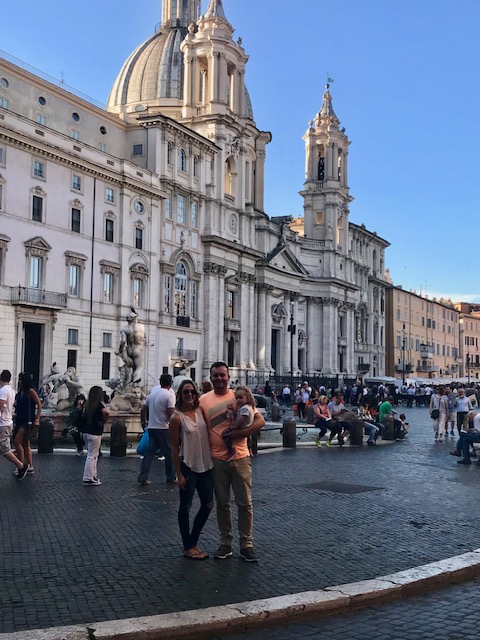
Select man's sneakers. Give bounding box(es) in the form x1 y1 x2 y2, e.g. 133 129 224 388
213 545 233 559
239 547 258 562
16 463 30 480
83 479 102 485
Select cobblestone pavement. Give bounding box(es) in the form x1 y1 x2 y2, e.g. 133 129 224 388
1 406 479 633
209 578 480 639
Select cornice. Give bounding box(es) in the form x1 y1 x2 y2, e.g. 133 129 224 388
0 127 163 199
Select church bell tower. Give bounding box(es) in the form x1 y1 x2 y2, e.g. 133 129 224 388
300 84 353 259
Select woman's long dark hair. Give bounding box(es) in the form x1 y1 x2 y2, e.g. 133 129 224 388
18 372 34 392
85 386 104 424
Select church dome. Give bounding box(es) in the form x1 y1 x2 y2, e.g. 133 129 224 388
106 25 187 115
107 20 254 121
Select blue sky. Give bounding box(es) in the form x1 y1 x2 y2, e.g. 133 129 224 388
2 0 479 302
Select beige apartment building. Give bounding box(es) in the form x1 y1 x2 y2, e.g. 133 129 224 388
455 303 480 381
386 286 460 380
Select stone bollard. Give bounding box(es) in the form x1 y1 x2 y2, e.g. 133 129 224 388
110 418 127 457
271 402 281 422
306 403 315 424
349 419 364 446
37 417 54 454
282 417 297 448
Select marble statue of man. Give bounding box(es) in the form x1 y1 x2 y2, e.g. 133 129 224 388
116 307 145 386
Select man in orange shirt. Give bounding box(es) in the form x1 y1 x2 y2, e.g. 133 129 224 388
200 361 265 562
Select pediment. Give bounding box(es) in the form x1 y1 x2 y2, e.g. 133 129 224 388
24 236 52 252
257 243 309 276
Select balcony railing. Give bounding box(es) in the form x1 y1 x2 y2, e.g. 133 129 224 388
357 363 370 372
394 363 413 373
224 318 240 331
417 364 439 373
11 286 67 309
176 315 190 328
170 349 197 362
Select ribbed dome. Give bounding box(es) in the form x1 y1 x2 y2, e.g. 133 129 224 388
107 22 254 121
107 26 187 113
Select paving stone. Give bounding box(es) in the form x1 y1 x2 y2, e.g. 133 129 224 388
0 406 479 637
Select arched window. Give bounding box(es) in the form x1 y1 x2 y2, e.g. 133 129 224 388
175 261 188 316
178 148 187 172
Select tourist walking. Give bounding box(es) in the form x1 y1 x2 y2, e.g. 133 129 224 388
0 370 29 479
430 386 448 442
169 380 213 560
199 362 265 562
455 388 472 435
81 386 109 485
138 374 176 486
13 372 42 475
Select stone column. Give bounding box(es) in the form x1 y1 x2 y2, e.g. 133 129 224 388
239 271 250 368
292 294 300 372
203 262 219 367
306 297 321 374
321 298 338 374
256 284 266 369
265 286 273 371
248 274 256 368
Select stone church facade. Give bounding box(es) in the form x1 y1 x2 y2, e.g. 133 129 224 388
0 0 389 391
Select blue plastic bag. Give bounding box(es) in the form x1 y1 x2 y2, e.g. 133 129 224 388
137 430 149 456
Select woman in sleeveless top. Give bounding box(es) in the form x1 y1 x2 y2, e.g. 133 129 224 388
169 380 213 560
82 386 109 486
14 372 42 473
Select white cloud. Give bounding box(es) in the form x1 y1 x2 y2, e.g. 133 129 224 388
427 292 480 304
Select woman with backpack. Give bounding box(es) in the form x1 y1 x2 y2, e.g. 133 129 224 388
81 386 109 486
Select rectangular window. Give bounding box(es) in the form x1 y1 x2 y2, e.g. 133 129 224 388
191 202 198 228
102 332 112 348
71 208 81 233
32 196 43 222
33 160 44 178
227 291 235 319
102 352 111 380
67 349 77 369
71 129 80 140
72 175 81 191
105 187 114 203
132 144 143 156
0 184 3 210
103 272 114 302
68 265 80 296
99 142 107 153
177 194 186 224
396 308 400 320
0 97 9 109
135 227 143 250
164 275 171 313
165 194 172 220
193 155 199 178
105 219 114 242
167 142 173 165
190 281 197 319
396 335 401 348
36 114 46 126
133 278 143 308
67 328 79 345
29 256 42 289
0 146 4 165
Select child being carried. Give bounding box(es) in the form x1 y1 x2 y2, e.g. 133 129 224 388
224 386 255 461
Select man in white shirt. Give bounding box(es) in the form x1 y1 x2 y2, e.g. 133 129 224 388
0 370 29 479
137 374 176 485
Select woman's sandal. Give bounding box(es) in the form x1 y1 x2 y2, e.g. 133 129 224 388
183 547 208 560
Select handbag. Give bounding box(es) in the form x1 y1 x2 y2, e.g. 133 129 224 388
136 430 149 456
431 408 439 420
